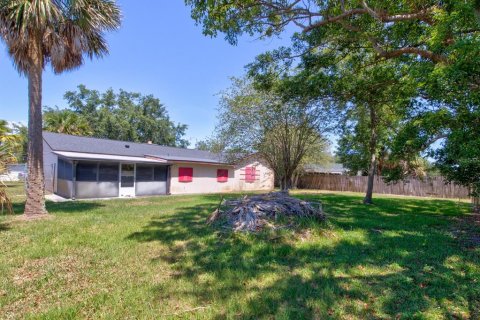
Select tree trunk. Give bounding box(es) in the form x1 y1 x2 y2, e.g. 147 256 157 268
24 43 48 216
364 152 376 204
364 106 378 205
473 197 479 214
292 172 300 189
280 174 293 192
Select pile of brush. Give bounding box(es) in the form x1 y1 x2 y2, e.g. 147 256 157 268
208 191 326 232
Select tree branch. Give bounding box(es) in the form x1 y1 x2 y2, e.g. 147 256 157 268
371 45 447 64
303 8 367 32
361 1 434 24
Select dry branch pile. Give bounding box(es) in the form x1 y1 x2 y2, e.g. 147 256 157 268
208 192 326 232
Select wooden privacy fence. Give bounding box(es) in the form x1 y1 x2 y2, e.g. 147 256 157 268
298 174 471 199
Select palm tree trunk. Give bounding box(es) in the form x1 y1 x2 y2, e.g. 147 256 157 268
24 45 48 216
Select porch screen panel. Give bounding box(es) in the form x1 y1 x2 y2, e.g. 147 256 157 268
58 159 73 180
136 165 168 196
57 159 73 198
154 166 168 181
98 163 119 182
75 162 119 199
76 162 98 181
136 165 154 181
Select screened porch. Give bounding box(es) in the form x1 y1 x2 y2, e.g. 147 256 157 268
55 158 169 199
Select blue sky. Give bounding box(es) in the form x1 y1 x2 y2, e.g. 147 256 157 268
0 1 292 146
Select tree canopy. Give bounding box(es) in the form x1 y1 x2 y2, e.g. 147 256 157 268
45 85 189 148
187 0 480 209
209 77 329 190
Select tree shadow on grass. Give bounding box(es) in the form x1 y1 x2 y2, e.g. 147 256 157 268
10 200 105 216
0 222 10 232
127 194 479 319
46 201 106 215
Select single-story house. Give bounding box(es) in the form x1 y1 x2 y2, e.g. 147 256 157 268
43 132 274 199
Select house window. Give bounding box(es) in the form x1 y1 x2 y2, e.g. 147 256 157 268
178 167 193 182
217 169 228 183
76 162 98 181
98 163 119 182
245 166 257 183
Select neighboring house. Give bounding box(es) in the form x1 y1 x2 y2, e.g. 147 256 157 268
303 163 347 175
43 132 274 199
0 164 26 182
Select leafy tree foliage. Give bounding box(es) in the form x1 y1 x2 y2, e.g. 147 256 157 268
187 0 480 69
195 138 226 153
45 85 189 148
249 49 416 203
392 106 480 211
330 62 415 203
435 108 480 212
212 77 329 190
187 0 480 208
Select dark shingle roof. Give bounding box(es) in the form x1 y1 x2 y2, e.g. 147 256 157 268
43 132 226 164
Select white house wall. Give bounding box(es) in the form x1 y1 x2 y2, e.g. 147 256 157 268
169 157 274 195
43 140 58 193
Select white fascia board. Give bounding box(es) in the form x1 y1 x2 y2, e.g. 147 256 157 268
53 151 168 163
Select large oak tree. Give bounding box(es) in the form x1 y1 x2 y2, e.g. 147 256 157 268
187 0 480 206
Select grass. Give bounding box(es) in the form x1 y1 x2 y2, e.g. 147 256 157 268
0 183 479 319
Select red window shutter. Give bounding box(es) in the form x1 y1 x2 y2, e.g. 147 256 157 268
217 169 228 182
178 167 193 182
245 166 256 183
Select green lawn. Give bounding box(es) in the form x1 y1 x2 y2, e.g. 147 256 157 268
1 184 479 319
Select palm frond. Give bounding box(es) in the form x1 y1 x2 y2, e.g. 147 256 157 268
0 0 121 74
0 181 14 215
43 107 93 135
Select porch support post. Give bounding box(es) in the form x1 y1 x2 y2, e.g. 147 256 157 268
167 165 171 195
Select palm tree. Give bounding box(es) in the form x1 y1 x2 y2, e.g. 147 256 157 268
44 108 92 136
0 0 121 217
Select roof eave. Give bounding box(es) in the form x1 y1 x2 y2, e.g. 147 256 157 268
165 160 234 167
